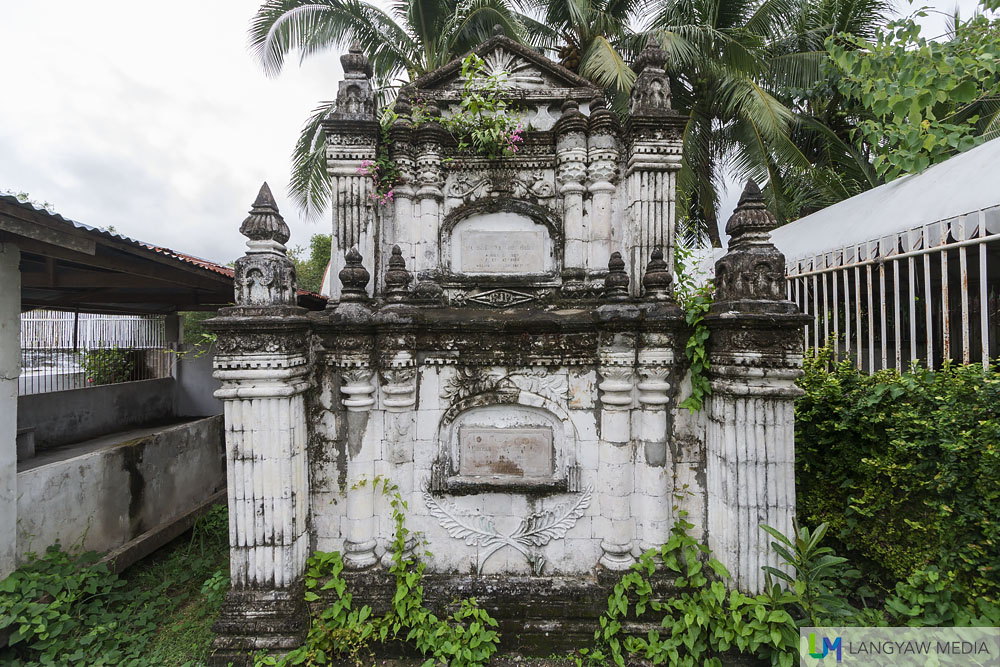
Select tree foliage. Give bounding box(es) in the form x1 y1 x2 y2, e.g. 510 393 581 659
826 15 1000 181
288 232 332 294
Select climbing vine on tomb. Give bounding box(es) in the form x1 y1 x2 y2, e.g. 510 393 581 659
258 476 500 667
674 244 714 412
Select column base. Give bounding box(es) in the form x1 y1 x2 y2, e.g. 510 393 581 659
599 540 635 571
343 539 379 569
209 586 308 666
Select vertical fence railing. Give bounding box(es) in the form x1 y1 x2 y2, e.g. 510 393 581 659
786 205 1000 373
19 310 172 395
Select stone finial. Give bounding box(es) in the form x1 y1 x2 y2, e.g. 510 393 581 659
341 41 373 79
642 247 672 299
331 43 376 120
604 251 630 301
630 35 671 115
384 245 412 302
712 179 789 305
725 179 778 248
339 247 370 302
492 24 505 36
393 90 411 117
634 35 668 73
239 182 290 246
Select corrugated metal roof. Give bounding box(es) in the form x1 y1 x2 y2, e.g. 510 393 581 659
770 137 1000 261
0 192 236 278
1 193 326 302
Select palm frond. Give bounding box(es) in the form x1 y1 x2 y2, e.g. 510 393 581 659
288 101 337 220
579 35 636 92
249 0 419 78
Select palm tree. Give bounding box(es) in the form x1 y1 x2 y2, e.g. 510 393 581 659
249 0 528 218
767 0 893 219
644 0 818 246
516 0 650 95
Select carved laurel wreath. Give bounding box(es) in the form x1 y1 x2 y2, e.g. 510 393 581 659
423 485 592 575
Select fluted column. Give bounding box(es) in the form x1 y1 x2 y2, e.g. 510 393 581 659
388 97 417 278
555 100 589 290
705 181 809 593
624 38 684 295
414 116 446 284
587 96 619 274
329 248 380 569
209 185 312 662
634 344 673 552
323 42 379 301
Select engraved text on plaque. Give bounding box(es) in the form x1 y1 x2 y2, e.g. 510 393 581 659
458 427 553 477
461 230 545 273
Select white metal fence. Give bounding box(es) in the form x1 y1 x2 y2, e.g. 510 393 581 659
786 204 1000 372
19 310 172 395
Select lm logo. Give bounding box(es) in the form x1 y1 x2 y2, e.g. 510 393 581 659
808 633 843 662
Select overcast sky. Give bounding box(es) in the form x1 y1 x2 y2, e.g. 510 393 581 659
0 0 985 265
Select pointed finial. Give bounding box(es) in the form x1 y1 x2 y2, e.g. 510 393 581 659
239 182 290 246
384 245 412 302
725 179 777 246
642 246 672 299
604 251 630 301
339 247 370 302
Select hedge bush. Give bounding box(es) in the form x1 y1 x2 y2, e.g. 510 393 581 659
795 350 1000 604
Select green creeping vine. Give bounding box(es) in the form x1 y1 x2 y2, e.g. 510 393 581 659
674 244 714 412
260 477 500 667
582 513 798 667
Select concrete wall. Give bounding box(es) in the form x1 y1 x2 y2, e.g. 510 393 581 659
175 348 223 417
15 415 224 562
0 243 20 580
17 377 176 449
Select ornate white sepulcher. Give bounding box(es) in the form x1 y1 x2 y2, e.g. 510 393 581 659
207 33 807 662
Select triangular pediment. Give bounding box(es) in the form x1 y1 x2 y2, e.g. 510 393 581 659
405 35 599 95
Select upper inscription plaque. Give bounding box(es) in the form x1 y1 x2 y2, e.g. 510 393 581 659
461 230 544 273
458 427 553 478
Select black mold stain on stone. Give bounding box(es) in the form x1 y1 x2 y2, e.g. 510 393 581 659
345 411 369 459
644 439 666 467
121 438 148 536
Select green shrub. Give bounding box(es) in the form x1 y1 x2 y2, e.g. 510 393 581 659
795 350 1000 605
80 346 137 385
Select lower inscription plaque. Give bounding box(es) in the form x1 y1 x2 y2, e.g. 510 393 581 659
458 427 553 478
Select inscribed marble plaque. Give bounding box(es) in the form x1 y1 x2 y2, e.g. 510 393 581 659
458 427 553 477
461 230 544 273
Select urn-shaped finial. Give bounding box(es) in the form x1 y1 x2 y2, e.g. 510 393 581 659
341 41 373 79
725 179 778 248
634 35 668 73
239 182 290 246
339 247 371 302
642 247 672 299
384 245 412 302
604 251 630 301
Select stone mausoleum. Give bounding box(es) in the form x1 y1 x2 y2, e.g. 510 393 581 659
207 33 806 662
